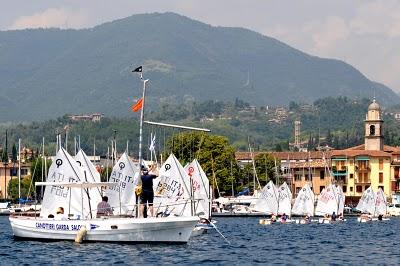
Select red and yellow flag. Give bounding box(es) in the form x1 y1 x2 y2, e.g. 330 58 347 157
131 98 144 112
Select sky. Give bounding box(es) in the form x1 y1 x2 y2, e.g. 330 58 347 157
2 0 400 92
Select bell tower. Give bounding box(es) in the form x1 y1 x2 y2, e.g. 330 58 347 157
365 99 384 151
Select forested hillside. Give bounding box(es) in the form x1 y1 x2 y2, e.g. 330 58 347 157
1 97 400 157
0 13 398 122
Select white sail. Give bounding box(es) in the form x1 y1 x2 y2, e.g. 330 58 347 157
184 159 210 218
40 148 92 218
277 182 292 215
105 152 140 214
374 188 387 216
153 154 192 216
74 149 101 183
74 149 102 211
252 180 278 214
336 185 345 215
356 186 375 214
291 184 315 216
315 184 338 216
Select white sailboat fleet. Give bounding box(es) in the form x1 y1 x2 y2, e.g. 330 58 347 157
8 69 199 243
356 187 389 223
254 180 347 225
9 147 198 242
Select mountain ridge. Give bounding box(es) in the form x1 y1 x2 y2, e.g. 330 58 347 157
0 12 397 122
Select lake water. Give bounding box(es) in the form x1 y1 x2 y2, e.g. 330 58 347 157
1 215 399 264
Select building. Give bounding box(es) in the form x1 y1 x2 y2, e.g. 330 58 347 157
235 151 331 197
69 113 104 122
235 99 400 202
0 161 32 199
331 99 400 203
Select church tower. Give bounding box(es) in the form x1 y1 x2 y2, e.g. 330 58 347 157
364 99 384 151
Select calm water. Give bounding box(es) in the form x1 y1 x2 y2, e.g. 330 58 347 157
1 215 399 265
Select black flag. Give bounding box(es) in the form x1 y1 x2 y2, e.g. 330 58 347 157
132 66 142 72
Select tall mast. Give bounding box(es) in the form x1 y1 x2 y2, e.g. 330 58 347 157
18 138 21 204
133 66 149 170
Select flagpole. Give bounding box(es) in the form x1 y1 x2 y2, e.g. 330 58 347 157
138 78 149 170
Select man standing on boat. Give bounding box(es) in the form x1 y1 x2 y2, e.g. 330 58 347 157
140 164 158 218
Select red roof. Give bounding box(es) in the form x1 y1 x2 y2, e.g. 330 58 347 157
331 149 391 158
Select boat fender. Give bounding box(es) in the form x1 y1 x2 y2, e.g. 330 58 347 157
75 225 87 243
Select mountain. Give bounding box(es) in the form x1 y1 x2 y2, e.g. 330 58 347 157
0 12 398 122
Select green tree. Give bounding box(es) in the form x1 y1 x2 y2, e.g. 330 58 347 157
30 158 51 183
166 132 241 194
8 177 33 200
11 144 17 163
254 153 280 185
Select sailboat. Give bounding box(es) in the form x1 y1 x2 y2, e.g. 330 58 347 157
9 148 198 242
291 184 315 224
356 187 389 223
276 182 293 223
104 152 140 215
184 159 215 234
315 184 340 224
153 154 192 217
253 181 279 224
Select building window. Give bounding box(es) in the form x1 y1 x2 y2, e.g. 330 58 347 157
379 159 383 170
320 186 325 193
356 185 362 193
350 186 353 192
350 160 353 166
10 168 17 176
379 173 383 183
378 186 384 191
21 169 28 176
350 173 353 179
320 170 325 180
343 186 347 193
370 125 375 135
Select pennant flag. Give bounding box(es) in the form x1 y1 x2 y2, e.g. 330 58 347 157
132 66 142 72
132 98 144 112
149 133 156 152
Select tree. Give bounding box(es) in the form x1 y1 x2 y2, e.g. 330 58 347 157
8 177 32 200
11 144 17 163
253 153 279 185
166 132 242 194
30 158 51 183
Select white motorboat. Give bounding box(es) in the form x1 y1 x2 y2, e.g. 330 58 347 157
9 215 198 242
9 181 198 243
0 202 11 215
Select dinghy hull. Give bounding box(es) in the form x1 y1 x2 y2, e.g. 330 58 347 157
9 216 198 243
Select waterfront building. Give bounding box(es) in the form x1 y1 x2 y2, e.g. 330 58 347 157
235 151 331 197
331 99 400 203
235 99 400 202
0 161 32 199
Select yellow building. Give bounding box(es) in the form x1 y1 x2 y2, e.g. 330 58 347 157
0 161 31 199
331 99 398 204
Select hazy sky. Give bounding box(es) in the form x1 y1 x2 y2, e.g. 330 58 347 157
2 0 400 92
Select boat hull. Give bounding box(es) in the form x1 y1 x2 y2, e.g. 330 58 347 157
9 216 199 243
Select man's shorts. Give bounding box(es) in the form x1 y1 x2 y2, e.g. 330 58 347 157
140 190 154 204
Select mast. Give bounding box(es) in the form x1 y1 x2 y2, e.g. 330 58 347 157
41 137 44 198
230 160 234 196
18 138 21 204
137 75 149 170
248 139 260 193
